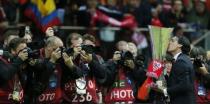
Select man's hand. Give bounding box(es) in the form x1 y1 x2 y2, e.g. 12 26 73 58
150 80 165 93
198 64 209 75
63 53 74 68
80 50 92 63
28 59 37 66
45 27 54 37
73 45 82 56
124 59 135 69
113 51 121 62
49 48 61 63
18 49 28 61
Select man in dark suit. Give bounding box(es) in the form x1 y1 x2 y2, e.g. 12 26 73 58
160 36 196 104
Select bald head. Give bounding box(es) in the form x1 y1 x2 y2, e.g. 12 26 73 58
45 36 63 58
116 41 129 51
128 42 138 57
45 36 63 48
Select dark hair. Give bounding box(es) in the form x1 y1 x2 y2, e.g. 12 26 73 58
173 26 182 35
165 53 174 62
83 34 96 43
190 46 206 58
172 0 182 6
3 30 18 41
8 38 26 52
66 33 82 48
18 26 33 38
178 36 191 55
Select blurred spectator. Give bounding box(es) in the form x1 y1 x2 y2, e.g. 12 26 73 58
0 0 8 44
173 26 184 37
63 1 79 26
99 0 123 20
76 0 98 26
151 4 163 27
0 0 17 24
164 0 187 27
162 0 172 12
207 0 210 12
186 0 210 42
186 0 210 30
123 0 152 27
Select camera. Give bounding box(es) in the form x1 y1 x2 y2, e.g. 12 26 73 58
135 55 145 67
121 51 134 60
59 47 73 56
190 47 206 68
193 57 204 67
118 51 134 65
26 48 40 59
81 45 95 54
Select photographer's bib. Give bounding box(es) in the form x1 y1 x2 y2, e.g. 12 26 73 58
63 77 99 104
195 80 210 103
37 65 62 104
104 68 134 103
0 57 24 104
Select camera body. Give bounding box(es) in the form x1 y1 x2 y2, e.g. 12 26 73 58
81 45 96 54
26 48 40 59
118 51 134 66
135 55 145 67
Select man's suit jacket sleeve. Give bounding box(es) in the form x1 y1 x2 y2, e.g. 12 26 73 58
167 60 194 96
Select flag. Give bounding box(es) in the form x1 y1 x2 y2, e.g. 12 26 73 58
24 0 64 32
91 10 137 29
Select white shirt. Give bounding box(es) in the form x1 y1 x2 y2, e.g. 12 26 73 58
173 52 182 61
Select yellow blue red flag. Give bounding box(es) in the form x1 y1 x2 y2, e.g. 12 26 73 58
25 0 64 32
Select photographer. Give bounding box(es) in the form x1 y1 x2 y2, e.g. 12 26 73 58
28 36 83 104
190 46 210 104
104 41 146 103
0 38 28 103
3 31 18 50
62 33 110 104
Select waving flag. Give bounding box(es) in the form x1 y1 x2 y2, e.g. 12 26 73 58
24 0 64 32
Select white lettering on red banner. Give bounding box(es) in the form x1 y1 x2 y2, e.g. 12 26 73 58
110 89 134 100
72 92 93 103
8 90 24 100
38 93 55 102
65 82 76 91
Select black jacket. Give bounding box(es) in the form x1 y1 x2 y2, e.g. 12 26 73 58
0 56 24 85
167 53 196 104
